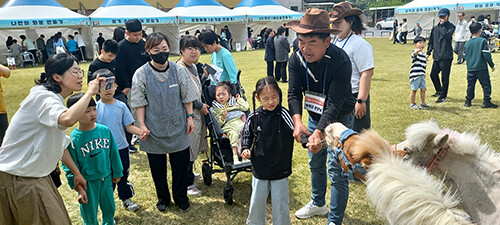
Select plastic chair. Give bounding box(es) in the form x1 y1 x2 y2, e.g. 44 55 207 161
21 52 36 67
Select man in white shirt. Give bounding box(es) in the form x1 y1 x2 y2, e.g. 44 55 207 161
454 12 469 64
74 31 86 62
401 18 408 44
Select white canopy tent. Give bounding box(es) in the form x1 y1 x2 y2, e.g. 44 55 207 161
0 0 89 64
233 0 303 44
395 0 500 38
166 0 247 51
89 0 179 55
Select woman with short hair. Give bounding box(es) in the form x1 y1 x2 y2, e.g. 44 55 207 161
130 32 198 212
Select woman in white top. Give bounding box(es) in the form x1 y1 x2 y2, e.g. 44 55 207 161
330 2 375 132
0 53 102 224
177 35 209 196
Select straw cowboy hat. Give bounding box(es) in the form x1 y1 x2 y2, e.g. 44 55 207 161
329 2 363 23
286 8 340 34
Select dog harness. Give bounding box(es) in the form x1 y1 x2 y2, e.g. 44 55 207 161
335 129 367 182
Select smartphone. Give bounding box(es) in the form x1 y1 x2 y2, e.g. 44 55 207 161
99 77 115 93
204 63 217 75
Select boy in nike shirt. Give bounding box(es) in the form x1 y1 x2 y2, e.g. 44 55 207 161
62 93 123 225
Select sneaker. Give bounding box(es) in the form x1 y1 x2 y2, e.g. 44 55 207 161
187 185 202 196
431 92 441 97
179 205 191 213
131 135 141 145
436 97 446 103
420 103 430 109
156 200 168 212
294 200 329 219
464 100 472 107
482 101 498 108
410 103 420 110
122 199 140 212
129 145 138 153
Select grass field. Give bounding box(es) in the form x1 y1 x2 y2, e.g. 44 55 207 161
3 38 500 225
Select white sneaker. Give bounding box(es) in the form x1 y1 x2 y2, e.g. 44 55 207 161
410 103 421 110
122 199 140 212
328 223 336 225
187 184 202 196
295 200 329 219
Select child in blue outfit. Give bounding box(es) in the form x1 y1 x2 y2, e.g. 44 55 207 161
62 93 123 225
241 77 294 225
89 68 150 212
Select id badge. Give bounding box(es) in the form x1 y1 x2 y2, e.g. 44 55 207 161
304 91 326 114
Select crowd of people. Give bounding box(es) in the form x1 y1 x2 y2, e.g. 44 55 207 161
5 31 87 68
0 2 498 225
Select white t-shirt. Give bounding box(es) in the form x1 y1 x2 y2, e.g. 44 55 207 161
333 34 374 93
74 34 86 47
0 85 70 177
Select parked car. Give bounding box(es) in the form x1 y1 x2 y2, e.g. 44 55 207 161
376 17 395 30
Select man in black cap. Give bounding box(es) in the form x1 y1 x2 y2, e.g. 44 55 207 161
427 8 455 103
114 19 149 169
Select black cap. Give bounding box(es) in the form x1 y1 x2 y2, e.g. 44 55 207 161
438 8 450 17
125 19 142 32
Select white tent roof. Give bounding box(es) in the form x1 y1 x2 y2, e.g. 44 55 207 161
0 0 88 29
165 0 245 24
233 0 302 22
89 0 176 26
396 0 500 14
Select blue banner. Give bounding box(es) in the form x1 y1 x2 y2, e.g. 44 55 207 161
0 18 89 29
178 15 245 24
90 17 176 26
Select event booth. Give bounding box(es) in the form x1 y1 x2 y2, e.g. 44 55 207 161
166 0 247 51
0 0 89 64
233 0 302 47
395 0 500 38
89 0 179 55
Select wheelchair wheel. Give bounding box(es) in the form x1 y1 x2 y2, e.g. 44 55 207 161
202 162 212 186
223 185 234 205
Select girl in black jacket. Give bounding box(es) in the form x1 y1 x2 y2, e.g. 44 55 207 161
241 76 294 225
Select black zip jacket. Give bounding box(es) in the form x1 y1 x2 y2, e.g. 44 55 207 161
288 43 355 132
241 106 294 180
427 21 456 61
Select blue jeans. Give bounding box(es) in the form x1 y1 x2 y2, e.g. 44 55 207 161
307 112 354 225
246 177 290 225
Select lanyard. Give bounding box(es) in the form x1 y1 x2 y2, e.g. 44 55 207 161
305 61 328 95
334 32 353 49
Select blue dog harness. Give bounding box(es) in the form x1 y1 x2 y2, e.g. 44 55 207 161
335 129 368 182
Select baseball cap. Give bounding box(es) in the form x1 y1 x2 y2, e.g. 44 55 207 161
438 8 450 17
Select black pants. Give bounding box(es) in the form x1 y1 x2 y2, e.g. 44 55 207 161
78 46 86 60
40 48 48 63
0 113 8 147
147 147 190 210
266 61 274 77
466 69 492 101
393 31 400 44
430 59 453 98
352 94 371 132
275 61 287 82
113 148 134 200
187 161 195 186
401 31 408 44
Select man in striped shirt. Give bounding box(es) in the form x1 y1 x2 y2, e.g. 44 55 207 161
409 36 429 109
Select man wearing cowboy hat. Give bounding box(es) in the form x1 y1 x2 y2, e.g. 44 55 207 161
287 8 355 225
330 2 374 133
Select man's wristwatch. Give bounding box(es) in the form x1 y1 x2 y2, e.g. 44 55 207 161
357 98 366 104
187 113 194 118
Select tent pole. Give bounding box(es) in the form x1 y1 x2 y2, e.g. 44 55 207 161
90 19 96 61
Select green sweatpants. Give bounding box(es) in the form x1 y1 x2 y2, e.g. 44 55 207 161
221 118 245 148
80 174 115 225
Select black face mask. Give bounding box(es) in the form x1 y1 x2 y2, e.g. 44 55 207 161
150 52 169 65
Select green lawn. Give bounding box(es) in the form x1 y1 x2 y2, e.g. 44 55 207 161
3 38 500 225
